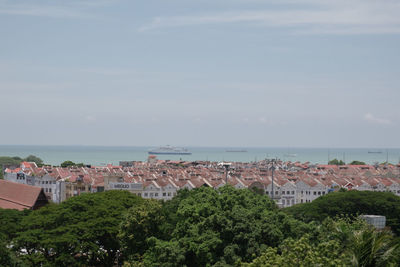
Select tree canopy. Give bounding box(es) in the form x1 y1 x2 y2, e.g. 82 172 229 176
349 160 366 165
11 190 144 266
1 186 399 266
244 217 400 267
121 186 313 266
283 190 400 235
328 158 345 165
60 160 74 168
24 155 43 166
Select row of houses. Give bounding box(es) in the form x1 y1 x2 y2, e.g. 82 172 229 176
4 159 400 207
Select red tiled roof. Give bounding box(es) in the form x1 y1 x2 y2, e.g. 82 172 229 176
0 180 45 210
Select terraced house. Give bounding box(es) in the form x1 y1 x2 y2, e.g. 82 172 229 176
4 159 400 207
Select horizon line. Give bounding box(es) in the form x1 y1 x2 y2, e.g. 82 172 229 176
0 144 399 150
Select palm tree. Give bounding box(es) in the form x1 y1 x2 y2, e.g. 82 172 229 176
350 228 399 267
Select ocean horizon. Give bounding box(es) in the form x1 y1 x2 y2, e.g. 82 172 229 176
1 145 400 166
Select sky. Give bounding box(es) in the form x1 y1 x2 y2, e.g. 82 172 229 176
0 0 399 148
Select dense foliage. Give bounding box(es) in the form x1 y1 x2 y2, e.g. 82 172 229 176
284 190 400 235
121 187 316 266
1 187 400 266
4 191 143 266
349 160 367 165
0 237 21 267
0 156 23 166
60 160 85 168
328 158 345 165
244 217 400 267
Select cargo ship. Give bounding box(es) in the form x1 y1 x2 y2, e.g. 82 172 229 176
148 146 192 155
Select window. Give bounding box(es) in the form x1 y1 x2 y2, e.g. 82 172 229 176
265 191 269 195
150 193 153 197
301 199 303 203
282 191 285 195
168 192 171 196
301 191 303 194
282 199 285 205
286 191 290 195
46 181 48 184
322 192 325 195
291 199 294 205
313 191 316 195
275 191 278 195
291 191 294 195
155 193 158 197
144 193 148 197
49 188 52 193
318 191 321 195
138 193 141 197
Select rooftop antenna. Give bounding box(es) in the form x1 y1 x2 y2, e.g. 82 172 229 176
328 149 330 164
386 149 389 164
218 162 231 184
270 159 276 201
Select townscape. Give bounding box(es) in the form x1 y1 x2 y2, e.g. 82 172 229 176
4 156 400 207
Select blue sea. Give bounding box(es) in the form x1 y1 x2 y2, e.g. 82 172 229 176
1 145 400 166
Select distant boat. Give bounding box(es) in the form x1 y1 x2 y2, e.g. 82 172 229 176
226 149 247 153
148 145 192 155
368 151 382 154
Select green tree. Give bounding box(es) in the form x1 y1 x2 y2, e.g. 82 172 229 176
0 209 29 241
0 209 29 266
13 190 143 266
350 160 366 165
0 156 23 166
328 158 345 165
243 235 350 267
350 228 400 267
119 199 164 261
123 186 311 266
0 236 20 267
245 217 400 267
23 155 43 166
60 160 76 168
284 190 400 235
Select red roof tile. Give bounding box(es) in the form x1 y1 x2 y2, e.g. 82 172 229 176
0 180 48 210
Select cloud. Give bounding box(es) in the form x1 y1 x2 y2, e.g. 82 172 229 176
139 0 400 34
0 0 115 19
85 115 96 122
258 117 268 124
364 113 392 125
79 68 139 76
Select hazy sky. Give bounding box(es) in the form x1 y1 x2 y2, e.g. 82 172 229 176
1 0 399 147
